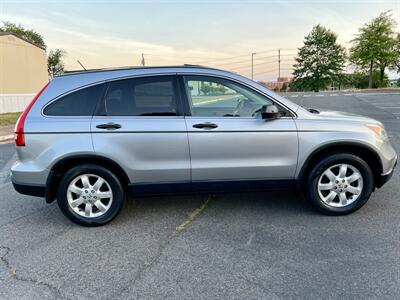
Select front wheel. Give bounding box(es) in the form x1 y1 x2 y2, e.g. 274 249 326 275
305 153 374 215
57 164 124 226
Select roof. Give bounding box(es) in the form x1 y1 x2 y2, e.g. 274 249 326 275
0 32 46 50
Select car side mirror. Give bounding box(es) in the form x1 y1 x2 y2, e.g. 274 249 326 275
261 105 284 119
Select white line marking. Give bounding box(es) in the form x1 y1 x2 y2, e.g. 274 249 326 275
290 95 299 98
343 93 352 96
358 92 400 96
369 103 400 105
303 94 311 97
246 233 256 246
315 94 324 97
329 94 338 96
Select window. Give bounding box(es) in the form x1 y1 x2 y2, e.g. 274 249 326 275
44 84 106 116
104 76 179 116
184 76 274 117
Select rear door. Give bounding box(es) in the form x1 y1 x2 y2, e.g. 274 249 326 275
181 75 298 183
91 75 191 185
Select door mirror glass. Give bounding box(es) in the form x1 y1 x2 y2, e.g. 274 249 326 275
261 105 284 119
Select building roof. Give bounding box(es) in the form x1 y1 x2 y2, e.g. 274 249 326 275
0 32 46 50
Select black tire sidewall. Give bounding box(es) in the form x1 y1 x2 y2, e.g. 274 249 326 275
306 153 374 215
57 164 124 226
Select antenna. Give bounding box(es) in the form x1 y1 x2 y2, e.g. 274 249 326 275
77 60 87 71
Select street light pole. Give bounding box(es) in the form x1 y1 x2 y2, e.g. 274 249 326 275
251 52 256 80
278 49 281 80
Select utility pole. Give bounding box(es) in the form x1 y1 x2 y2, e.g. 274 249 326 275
278 49 281 81
140 53 145 66
251 52 256 80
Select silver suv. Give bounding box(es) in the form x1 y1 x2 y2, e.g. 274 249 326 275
11 66 397 226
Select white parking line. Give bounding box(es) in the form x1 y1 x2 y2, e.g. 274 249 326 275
358 92 400 96
329 94 338 96
315 94 324 97
290 95 299 98
343 94 352 96
369 103 400 105
380 107 400 109
303 94 311 97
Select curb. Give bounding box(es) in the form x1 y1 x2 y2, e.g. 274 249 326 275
0 135 14 142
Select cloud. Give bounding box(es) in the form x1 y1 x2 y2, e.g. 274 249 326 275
1 11 243 70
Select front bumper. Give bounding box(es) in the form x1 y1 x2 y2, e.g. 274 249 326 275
376 158 397 188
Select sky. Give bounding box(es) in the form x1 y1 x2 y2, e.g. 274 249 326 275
1 0 399 81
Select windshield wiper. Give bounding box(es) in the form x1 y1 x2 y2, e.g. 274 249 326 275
223 114 240 117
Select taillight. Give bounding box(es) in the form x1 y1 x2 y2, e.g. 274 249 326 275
15 82 50 146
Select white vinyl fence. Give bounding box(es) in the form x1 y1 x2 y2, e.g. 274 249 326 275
0 94 35 113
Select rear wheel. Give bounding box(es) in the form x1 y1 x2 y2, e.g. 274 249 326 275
305 153 374 215
57 164 124 226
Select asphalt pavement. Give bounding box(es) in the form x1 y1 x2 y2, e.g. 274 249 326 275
0 91 399 299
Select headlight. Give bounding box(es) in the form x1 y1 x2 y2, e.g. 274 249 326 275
367 124 388 138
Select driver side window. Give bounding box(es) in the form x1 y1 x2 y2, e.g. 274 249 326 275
184 76 273 117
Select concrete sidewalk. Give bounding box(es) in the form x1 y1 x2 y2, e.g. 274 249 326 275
0 125 14 142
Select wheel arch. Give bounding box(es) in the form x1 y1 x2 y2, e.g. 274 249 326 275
45 154 130 203
298 142 383 187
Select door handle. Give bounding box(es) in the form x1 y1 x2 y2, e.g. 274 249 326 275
96 122 122 130
192 122 218 129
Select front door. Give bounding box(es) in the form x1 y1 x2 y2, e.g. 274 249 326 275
91 75 190 186
181 75 298 183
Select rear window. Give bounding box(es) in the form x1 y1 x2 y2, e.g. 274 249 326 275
44 84 106 116
104 76 179 116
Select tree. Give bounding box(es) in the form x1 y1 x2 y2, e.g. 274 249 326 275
392 33 400 73
350 71 389 89
349 12 397 88
0 21 46 49
47 49 66 78
291 25 346 92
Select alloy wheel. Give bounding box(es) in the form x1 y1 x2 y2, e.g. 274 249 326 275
67 174 113 218
317 163 363 207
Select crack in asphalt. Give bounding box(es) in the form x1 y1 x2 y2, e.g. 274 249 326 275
113 195 213 299
0 246 69 300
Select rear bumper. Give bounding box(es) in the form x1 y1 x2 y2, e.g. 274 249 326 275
376 158 397 188
12 181 46 198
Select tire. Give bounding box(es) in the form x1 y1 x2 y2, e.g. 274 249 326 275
57 164 124 226
304 153 374 215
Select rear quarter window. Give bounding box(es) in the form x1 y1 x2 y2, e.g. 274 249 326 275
44 84 106 116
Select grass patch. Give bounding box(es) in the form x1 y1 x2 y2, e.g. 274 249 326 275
0 112 21 126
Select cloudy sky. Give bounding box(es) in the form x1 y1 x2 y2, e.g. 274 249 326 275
1 0 399 80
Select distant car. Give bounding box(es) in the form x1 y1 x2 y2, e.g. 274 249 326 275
11 66 397 226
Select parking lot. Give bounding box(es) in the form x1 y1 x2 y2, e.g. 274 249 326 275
0 91 399 299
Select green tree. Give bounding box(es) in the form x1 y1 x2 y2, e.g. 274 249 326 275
291 25 346 92
342 71 389 89
349 12 397 88
47 49 66 78
0 21 46 49
392 33 400 73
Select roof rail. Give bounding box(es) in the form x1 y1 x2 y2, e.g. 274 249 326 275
58 65 218 77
